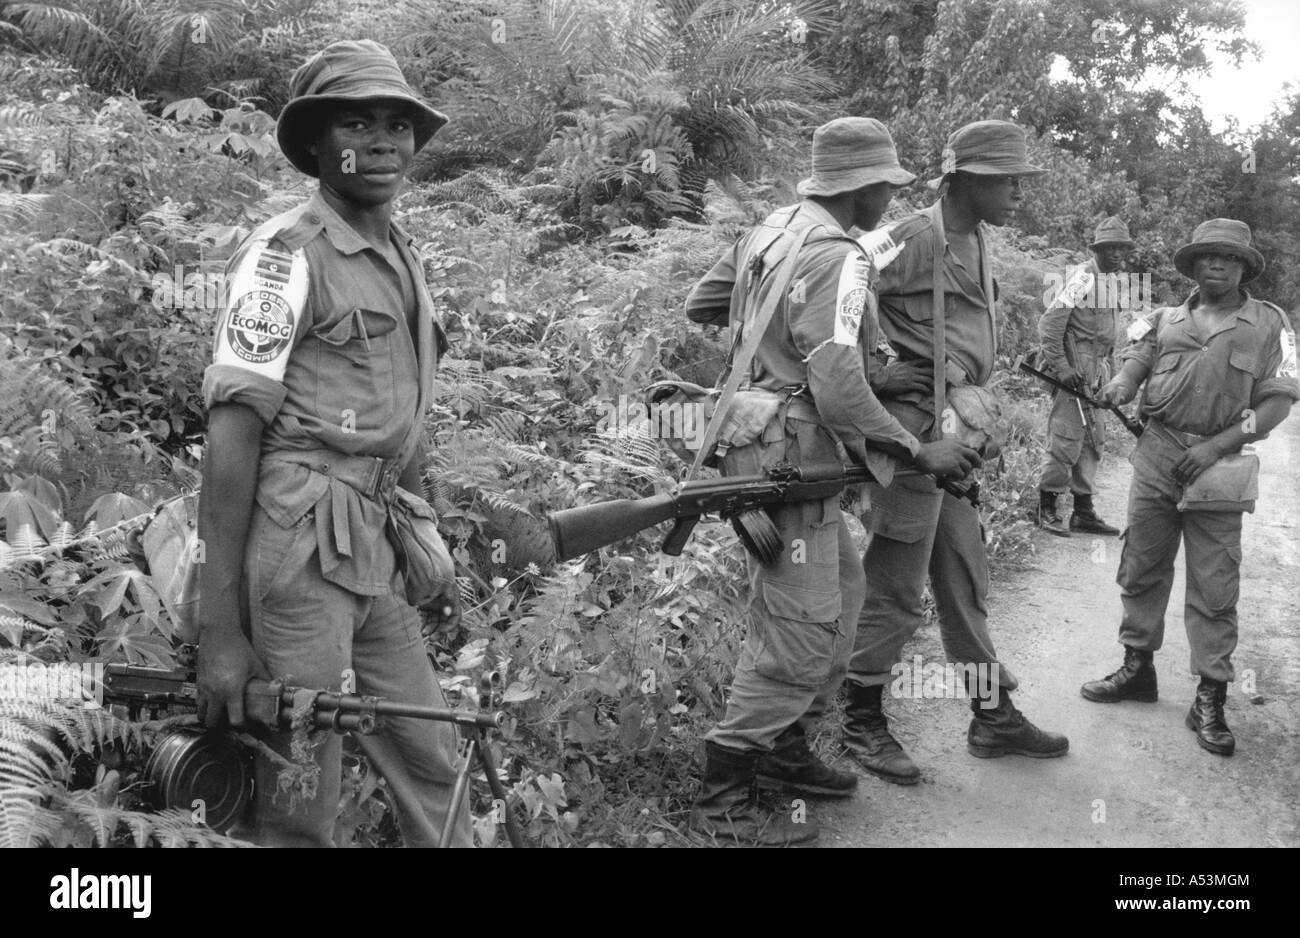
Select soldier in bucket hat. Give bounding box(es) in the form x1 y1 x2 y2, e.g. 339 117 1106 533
683 117 980 845
1082 219 1298 757
837 120 1071 783
195 40 472 845
1033 216 1137 536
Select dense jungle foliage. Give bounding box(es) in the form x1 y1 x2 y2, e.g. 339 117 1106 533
1 0 1296 846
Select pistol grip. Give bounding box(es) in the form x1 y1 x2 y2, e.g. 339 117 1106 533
661 516 699 556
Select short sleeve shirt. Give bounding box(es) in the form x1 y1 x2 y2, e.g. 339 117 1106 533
201 190 447 594
1121 290 1299 436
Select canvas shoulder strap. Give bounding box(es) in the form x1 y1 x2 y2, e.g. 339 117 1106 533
928 203 948 442
687 220 818 479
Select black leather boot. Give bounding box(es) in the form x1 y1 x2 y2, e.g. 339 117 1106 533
1034 490 1070 537
1070 494 1120 535
967 691 1069 759
839 682 921 785
1185 678 1235 756
1080 646 1158 703
757 723 857 797
689 741 819 845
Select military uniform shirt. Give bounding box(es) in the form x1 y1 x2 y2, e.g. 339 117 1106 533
202 190 447 594
875 201 997 395
684 199 919 484
1039 257 1120 385
1121 290 1299 437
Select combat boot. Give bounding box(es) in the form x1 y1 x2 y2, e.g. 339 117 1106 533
1080 646 1158 703
690 741 819 846
1034 490 1070 537
1070 494 1120 535
757 723 857 797
840 683 921 785
1185 678 1235 756
967 692 1069 759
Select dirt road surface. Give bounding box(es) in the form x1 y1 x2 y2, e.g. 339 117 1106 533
817 415 1299 848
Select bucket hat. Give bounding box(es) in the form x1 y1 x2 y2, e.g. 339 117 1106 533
1172 218 1264 283
796 117 915 197
928 120 1046 189
1089 216 1135 249
276 39 448 177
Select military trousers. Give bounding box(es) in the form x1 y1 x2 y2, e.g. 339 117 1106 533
1039 390 1103 496
1116 428 1243 682
235 504 472 847
706 494 867 752
847 472 1018 692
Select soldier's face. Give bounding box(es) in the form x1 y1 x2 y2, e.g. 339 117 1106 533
1192 252 1245 299
967 175 1024 226
311 102 416 207
852 181 894 231
1093 244 1129 273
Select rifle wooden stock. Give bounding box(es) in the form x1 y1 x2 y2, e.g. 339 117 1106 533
548 463 874 561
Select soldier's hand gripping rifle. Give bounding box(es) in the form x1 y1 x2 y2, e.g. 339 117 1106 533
101 663 523 847
548 460 979 563
1015 355 1144 438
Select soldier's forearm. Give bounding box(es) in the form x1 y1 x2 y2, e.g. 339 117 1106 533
1211 395 1293 455
198 404 264 635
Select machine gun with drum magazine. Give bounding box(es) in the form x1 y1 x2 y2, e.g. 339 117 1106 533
101 653 524 847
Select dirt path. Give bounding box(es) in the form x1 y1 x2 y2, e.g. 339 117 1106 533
818 417 1300 847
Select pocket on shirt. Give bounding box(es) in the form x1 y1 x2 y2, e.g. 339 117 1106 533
308 308 398 433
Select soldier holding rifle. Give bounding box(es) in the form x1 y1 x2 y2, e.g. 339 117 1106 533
682 118 979 845
197 41 470 846
1034 216 1134 536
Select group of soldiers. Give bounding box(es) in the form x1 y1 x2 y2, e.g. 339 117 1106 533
684 116 1298 845
193 39 1296 847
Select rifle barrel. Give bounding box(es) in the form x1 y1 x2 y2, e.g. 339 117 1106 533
312 691 504 729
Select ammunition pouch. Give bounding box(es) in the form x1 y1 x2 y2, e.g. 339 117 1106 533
945 384 1009 459
1177 451 1260 513
387 486 458 607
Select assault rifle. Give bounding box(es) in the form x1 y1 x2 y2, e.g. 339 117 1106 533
101 661 522 847
1015 356 1145 438
548 460 979 562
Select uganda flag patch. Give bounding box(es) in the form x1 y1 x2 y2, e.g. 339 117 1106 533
255 248 293 287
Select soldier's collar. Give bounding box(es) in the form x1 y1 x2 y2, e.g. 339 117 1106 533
304 190 412 255
1180 288 1258 322
796 198 848 237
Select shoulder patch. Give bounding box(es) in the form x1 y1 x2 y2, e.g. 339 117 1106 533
1056 265 1094 309
833 254 872 346
856 224 906 272
1277 327 1297 380
1126 315 1153 343
213 238 309 382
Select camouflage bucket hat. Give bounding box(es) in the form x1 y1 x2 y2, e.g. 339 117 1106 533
276 39 448 177
1089 216 1135 249
796 117 916 197
1173 218 1265 283
928 119 1046 189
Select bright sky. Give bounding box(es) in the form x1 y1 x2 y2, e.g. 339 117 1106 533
1048 0 1297 134
1189 0 1298 133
